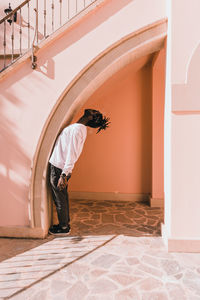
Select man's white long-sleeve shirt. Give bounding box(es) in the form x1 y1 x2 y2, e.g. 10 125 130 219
49 123 87 175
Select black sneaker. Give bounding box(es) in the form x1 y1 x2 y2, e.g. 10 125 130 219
51 223 70 228
49 225 71 236
52 224 60 229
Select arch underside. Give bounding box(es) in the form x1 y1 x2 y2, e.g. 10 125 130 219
31 19 167 237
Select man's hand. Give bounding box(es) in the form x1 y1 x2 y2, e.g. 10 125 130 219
57 175 68 191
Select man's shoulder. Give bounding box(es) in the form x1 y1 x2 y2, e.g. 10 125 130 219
64 123 86 134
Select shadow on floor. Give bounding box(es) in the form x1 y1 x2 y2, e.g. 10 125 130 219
1 201 200 300
0 199 163 263
0 200 165 299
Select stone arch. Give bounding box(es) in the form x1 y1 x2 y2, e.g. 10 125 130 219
30 19 167 237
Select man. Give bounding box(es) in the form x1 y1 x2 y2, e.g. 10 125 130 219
48 109 110 235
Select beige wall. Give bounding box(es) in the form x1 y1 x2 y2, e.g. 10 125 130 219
70 56 152 194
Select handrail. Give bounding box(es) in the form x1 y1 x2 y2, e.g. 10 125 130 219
0 0 98 73
0 0 30 25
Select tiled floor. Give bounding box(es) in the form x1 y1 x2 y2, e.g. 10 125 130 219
60 199 163 237
0 199 200 299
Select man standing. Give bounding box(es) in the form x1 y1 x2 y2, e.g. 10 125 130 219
48 109 110 235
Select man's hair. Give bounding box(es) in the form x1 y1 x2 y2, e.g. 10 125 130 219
84 109 110 133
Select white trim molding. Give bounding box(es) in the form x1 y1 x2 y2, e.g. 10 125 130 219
162 224 200 253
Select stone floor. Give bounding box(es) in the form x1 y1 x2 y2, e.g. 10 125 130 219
62 198 163 237
0 199 200 299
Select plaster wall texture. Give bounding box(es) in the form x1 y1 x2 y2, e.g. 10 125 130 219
166 0 200 241
0 0 166 227
69 56 152 194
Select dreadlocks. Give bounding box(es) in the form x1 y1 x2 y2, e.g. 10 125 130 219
84 109 111 134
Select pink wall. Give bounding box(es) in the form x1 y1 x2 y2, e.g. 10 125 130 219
151 48 165 201
162 0 200 250
70 56 152 194
0 0 166 230
170 0 200 239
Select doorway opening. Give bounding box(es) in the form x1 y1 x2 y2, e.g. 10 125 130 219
51 50 165 237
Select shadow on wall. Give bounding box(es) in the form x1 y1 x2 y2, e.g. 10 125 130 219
32 0 133 80
0 93 31 227
0 0 132 86
0 12 43 55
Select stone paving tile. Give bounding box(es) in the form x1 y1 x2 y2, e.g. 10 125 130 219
5 236 200 300
1 200 200 299
0 237 54 263
67 199 164 237
0 235 115 299
0 199 162 264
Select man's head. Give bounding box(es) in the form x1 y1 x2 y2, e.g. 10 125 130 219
84 109 110 133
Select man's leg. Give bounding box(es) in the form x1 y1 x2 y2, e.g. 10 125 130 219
49 163 70 228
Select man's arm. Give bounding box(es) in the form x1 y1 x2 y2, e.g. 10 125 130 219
57 173 71 191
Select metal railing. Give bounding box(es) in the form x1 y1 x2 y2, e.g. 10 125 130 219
0 0 97 73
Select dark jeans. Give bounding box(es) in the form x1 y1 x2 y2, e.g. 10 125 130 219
49 163 71 227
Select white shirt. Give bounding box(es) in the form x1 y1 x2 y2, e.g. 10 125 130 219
49 123 87 175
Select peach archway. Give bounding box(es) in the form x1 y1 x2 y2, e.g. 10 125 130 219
30 19 167 237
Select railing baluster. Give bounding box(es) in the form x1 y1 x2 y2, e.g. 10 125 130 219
60 0 62 27
68 0 70 19
31 8 38 69
0 0 99 73
36 0 38 44
52 0 54 32
11 14 14 63
27 1 30 49
19 8 22 55
44 0 46 38
3 21 6 69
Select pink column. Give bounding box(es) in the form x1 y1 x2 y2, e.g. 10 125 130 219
162 0 200 252
151 48 165 207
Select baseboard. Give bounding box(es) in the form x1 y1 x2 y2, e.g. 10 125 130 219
69 191 149 202
150 197 164 207
162 223 200 253
0 226 47 239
